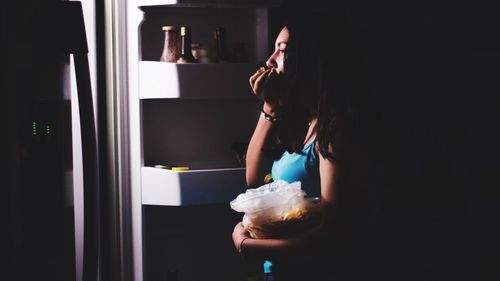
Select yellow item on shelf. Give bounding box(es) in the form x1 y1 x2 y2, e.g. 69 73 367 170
171 166 189 171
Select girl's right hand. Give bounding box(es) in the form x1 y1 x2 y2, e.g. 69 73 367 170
232 222 251 253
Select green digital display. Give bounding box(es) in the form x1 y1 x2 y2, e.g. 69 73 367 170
32 121 53 136
32 121 37 136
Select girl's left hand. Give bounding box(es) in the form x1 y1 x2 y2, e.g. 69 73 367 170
232 222 251 252
249 68 272 100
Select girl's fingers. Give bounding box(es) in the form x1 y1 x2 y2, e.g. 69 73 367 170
248 71 261 87
251 70 272 97
249 69 266 86
249 68 269 85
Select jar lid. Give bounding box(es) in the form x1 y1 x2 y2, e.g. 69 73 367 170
162 25 177 31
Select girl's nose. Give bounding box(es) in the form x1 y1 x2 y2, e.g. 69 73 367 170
266 54 277 69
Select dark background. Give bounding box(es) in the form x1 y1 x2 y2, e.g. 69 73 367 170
316 0 499 280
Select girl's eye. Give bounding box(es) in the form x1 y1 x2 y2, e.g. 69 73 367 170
277 43 287 52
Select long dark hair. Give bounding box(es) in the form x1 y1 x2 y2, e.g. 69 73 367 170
270 8 367 161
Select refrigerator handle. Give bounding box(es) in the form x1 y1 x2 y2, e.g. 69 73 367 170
60 2 100 281
74 53 100 281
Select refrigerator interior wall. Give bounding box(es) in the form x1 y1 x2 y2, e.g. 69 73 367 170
143 204 259 281
142 99 258 169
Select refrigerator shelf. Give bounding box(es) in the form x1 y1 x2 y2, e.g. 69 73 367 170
139 61 259 99
141 166 247 206
137 0 281 8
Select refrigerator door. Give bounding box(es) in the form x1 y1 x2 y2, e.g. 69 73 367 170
2 1 100 281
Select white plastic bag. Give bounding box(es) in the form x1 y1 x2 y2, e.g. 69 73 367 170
230 180 321 238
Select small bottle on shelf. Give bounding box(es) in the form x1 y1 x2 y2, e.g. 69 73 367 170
177 26 196 63
213 27 229 63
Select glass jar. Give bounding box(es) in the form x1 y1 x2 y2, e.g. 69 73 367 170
191 42 211 63
160 25 180 63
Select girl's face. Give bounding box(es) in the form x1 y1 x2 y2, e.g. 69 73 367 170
266 27 289 74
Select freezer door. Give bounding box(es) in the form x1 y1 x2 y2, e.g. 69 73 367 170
2 1 100 281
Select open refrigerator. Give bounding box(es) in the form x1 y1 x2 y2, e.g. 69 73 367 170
111 0 283 280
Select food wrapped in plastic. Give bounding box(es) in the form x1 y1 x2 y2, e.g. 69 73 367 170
230 180 322 239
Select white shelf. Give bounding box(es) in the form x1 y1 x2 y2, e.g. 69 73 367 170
139 61 259 99
137 0 281 7
141 166 247 206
